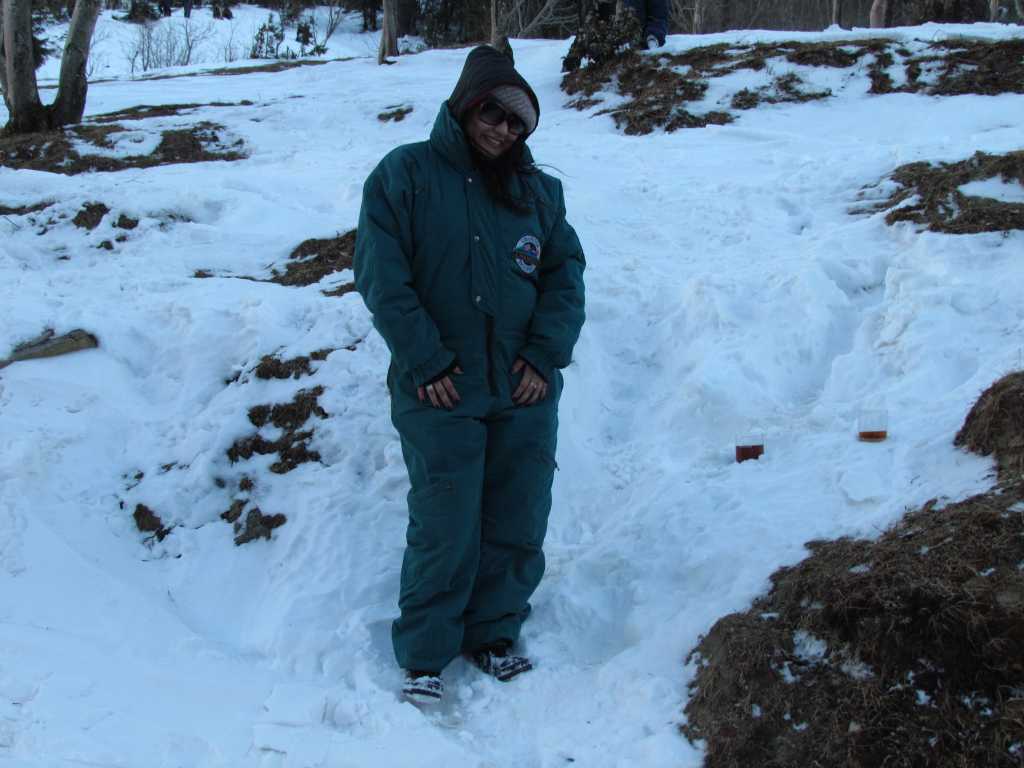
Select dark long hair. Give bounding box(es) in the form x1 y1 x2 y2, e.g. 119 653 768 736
466 133 538 215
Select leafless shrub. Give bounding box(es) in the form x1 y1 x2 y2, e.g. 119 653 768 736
320 0 347 40
220 18 245 62
122 17 217 75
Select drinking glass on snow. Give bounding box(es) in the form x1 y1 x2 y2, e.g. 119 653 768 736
857 409 888 442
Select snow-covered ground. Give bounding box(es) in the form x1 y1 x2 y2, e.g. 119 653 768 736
2 15 1024 768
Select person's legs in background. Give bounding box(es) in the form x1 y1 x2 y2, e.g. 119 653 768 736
646 0 669 46
624 0 669 47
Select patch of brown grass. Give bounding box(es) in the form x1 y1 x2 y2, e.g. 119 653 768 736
561 38 1024 136
253 349 332 380
378 105 413 122
221 503 287 546
956 371 1024 483
89 101 253 124
924 38 1024 97
566 50 734 135
72 202 109 230
0 200 53 216
270 230 356 292
874 150 1024 234
682 483 1024 767
228 386 327 475
133 503 171 542
0 121 246 174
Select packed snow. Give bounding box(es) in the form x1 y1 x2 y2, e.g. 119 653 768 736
2 11 1023 768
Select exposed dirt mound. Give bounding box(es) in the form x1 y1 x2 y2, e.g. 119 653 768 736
269 230 356 294
955 371 1024 483
227 386 327 475
682 483 1024 768
562 38 1024 135
0 121 246 174
865 150 1024 234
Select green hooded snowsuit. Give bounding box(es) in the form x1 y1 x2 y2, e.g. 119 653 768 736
354 46 586 674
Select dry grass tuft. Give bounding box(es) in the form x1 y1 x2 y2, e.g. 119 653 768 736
270 230 356 293
956 371 1024 483
869 151 1024 234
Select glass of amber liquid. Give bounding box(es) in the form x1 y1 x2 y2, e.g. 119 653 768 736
735 433 766 463
857 409 888 442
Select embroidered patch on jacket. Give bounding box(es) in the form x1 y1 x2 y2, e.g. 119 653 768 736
513 235 541 275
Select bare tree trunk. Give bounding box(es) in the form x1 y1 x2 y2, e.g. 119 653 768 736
988 0 1000 19
377 0 397 64
2 0 49 133
693 0 705 33
832 0 843 26
721 0 733 30
869 0 888 26
0 13 9 112
48 0 100 126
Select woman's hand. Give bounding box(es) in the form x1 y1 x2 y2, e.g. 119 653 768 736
418 367 463 410
512 358 547 406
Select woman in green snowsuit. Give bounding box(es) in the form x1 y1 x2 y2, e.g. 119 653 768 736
354 45 586 703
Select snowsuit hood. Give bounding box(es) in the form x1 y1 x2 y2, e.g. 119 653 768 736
448 45 540 137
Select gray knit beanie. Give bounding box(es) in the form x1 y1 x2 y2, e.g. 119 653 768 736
489 85 538 136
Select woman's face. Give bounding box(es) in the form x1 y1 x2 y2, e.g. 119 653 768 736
465 100 522 159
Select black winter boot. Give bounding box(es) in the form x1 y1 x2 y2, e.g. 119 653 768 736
468 643 533 682
402 670 443 704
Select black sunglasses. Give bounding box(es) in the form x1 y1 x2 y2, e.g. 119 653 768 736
477 99 526 136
